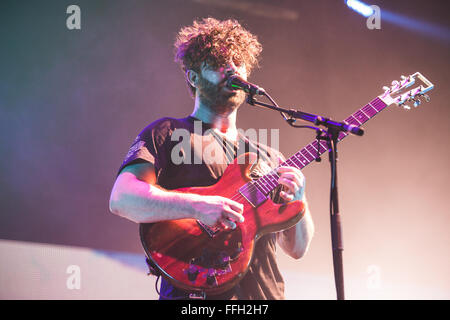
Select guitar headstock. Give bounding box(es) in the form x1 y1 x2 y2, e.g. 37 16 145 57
379 72 434 110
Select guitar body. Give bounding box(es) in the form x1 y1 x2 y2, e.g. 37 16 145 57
140 152 305 295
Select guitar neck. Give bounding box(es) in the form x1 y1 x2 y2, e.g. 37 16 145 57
252 96 389 195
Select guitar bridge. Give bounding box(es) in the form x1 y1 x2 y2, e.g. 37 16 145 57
196 220 220 238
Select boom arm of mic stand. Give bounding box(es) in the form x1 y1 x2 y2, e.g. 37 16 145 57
246 94 320 124
246 94 364 136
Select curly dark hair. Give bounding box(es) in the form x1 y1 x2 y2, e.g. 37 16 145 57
174 17 262 96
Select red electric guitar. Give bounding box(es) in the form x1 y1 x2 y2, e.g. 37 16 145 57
140 72 434 295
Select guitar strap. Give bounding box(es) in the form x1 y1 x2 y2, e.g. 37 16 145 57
210 130 238 165
210 129 269 166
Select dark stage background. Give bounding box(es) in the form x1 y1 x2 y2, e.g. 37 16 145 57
1 0 449 298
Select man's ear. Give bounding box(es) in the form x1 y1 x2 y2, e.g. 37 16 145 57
186 69 199 88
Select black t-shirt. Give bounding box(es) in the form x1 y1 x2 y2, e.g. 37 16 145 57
118 116 287 300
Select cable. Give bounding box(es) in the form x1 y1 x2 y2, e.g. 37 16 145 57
154 275 187 300
261 91 323 133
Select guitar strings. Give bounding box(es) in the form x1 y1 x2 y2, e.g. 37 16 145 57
227 169 282 203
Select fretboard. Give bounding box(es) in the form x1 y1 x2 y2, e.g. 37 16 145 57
252 96 389 195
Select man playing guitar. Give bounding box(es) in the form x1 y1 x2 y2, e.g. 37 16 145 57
109 17 314 300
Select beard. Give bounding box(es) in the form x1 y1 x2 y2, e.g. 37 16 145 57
196 74 247 114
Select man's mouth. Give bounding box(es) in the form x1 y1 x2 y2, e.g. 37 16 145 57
221 80 238 93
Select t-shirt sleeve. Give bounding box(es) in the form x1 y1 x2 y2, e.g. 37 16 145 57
117 119 172 176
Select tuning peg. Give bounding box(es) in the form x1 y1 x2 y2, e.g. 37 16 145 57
422 94 431 102
413 99 421 107
391 80 401 92
401 75 407 80
381 86 391 98
403 104 411 110
400 75 410 87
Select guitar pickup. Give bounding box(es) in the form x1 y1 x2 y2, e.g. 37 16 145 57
238 181 268 208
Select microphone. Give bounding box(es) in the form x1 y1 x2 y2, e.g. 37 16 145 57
226 75 266 95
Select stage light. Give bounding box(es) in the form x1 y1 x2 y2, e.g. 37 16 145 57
382 11 450 43
346 0 374 17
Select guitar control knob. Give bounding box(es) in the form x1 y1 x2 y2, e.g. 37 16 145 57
217 252 231 270
186 265 199 282
230 242 243 260
206 269 218 287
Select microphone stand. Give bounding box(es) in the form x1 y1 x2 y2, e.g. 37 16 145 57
246 93 362 301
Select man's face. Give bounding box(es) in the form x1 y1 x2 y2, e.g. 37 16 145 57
196 61 248 113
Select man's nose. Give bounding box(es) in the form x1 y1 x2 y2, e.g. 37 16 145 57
225 66 236 77
224 61 238 76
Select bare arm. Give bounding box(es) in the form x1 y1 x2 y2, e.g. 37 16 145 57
109 162 244 228
277 197 314 259
276 167 315 259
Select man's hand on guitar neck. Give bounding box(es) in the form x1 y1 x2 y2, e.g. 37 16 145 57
276 166 306 203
